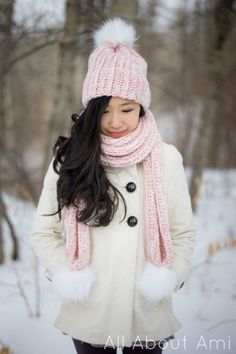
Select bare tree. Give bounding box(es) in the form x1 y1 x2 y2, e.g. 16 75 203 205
0 0 17 263
42 0 95 173
189 0 236 212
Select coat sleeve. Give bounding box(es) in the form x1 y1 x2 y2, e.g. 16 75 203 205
166 144 196 292
29 158 69 281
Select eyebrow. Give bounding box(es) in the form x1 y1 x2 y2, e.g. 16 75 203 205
107 102 135 107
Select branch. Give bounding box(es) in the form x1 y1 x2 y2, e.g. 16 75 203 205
4 29 89 76
0 136 38 203
207 319 236 331
0 192 19 260
12 264 34 317
4 38 58 75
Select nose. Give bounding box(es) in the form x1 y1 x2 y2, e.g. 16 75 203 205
109 113 124 130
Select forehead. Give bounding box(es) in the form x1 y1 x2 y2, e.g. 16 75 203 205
108 97 137 107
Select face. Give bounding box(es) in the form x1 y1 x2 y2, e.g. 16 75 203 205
100 96 141 138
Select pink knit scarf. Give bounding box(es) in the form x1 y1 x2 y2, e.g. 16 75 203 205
65 108 173 272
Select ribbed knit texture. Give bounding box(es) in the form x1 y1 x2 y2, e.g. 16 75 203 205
65 109 174 271
82 42 151 110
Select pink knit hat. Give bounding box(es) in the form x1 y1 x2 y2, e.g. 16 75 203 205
82 17 151 110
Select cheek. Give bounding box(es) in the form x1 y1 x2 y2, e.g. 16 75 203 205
130 114 140 128
100 117 106 130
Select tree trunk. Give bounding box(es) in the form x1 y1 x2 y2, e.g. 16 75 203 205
42 0 93 174
0 0 18 263
189 0 235 212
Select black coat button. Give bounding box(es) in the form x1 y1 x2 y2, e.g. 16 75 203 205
126 182 136 192
127 216 138 227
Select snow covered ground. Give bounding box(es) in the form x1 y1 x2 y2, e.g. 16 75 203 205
0 168 235 354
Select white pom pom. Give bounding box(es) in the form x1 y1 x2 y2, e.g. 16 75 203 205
93 17 138 49
137 261 178 304
51 265 95 302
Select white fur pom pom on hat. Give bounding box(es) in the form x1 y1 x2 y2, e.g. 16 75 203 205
93 17 138 49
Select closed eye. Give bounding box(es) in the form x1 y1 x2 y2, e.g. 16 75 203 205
103 109 133 114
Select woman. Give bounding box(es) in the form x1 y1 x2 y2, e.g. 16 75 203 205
30 17 196 354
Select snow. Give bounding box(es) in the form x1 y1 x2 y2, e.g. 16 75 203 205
0 168 236 354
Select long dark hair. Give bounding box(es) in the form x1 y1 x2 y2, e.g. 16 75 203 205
48 96 145 227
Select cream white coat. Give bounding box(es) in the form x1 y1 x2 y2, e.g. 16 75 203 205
30 142 196 347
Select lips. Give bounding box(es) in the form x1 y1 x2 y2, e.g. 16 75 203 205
109 130 127 137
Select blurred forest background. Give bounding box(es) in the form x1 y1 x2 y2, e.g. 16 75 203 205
1 1 236 353
0 0 236 268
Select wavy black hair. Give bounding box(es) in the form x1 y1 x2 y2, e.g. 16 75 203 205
48 95 145 227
